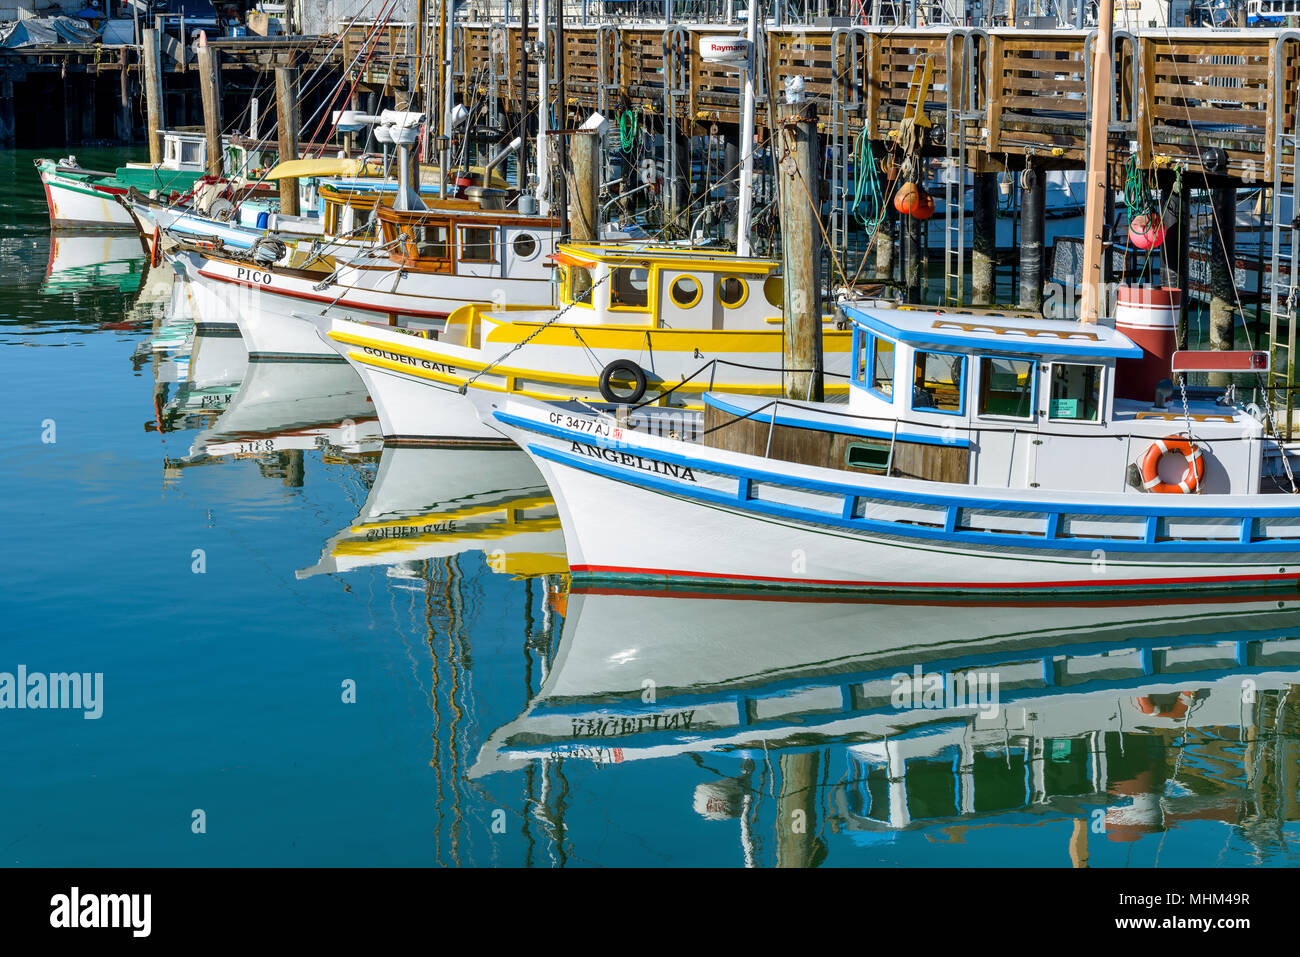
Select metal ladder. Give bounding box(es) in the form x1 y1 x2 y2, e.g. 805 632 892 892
1267 130 1300 440
1268 32 1300 441
942 30 984 307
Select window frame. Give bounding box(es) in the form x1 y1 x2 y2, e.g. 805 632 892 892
667 273 703 309
1045 361 1105 424
863 332 897 404
909 348 968 417
717 274 749 310
458 225 498 264
607 264 653 313
976 354 1038 422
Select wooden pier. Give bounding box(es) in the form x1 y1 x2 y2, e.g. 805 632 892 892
5 21 1298 189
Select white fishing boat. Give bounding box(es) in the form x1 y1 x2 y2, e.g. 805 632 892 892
475 2 1300 596
177 193 562 363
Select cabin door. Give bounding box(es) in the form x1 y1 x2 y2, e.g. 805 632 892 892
1030 361 1122 492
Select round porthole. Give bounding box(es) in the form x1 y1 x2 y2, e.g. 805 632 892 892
670 275 702 308
512 233 539 260
718 275 748 308
763 275 783 307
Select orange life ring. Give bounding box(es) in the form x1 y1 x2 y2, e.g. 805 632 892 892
1135 691 1195 719
1139 435 1204 494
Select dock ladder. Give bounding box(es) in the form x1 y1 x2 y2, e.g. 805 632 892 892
942 29 986 307
1268 32 1300 440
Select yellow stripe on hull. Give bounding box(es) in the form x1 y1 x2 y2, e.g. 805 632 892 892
330 329 851 405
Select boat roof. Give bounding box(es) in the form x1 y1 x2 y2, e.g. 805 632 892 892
558 242 777 271
841 301 1143 360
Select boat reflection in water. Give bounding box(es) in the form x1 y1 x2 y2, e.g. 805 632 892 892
300 446 568 581
164 358 383 480
474 586 1300 865
41 230 147 298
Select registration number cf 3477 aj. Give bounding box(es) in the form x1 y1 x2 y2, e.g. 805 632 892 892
549 411 621 440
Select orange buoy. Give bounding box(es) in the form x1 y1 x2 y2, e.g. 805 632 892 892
1139 435 1205 494
893 181 920 216
911 189 935 221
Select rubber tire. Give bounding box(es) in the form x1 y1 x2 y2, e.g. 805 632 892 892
598 359 648 404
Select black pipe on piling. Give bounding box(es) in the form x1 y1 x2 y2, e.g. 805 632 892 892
1018 164 1045 313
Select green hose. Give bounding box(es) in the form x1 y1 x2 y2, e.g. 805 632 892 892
851 127 883 230
619 111 638 154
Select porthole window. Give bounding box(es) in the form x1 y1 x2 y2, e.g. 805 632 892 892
512 233 539 260
763 275 783 307
670 275 702 308
718 275 748 308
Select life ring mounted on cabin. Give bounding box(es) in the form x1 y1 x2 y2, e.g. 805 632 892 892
1139 435 1205 494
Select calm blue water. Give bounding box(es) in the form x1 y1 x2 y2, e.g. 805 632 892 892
3 148 1299 868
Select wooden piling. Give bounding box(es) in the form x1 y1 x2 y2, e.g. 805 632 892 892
567 130 599 243
904 212 925 304
972 172 997 306
1208 185 1238 386
117 49 133 144
142 28 163 166
197 44 224 178
275 67 301 218
778 100 823 403
775 751 822 868
876 199 896 284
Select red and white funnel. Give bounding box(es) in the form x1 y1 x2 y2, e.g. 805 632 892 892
1114 285 1179 402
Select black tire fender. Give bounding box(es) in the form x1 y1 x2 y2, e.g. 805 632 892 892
598 359 648 404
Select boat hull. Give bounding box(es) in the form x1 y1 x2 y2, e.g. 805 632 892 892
483 396 1300 595
37 160 136 230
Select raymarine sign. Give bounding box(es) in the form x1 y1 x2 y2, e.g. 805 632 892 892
699 36 751 64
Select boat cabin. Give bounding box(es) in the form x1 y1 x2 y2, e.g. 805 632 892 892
703 301 1269 495
552 243 788 329
375 202 559 281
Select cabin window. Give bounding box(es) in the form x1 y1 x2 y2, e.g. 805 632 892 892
978 357 1035 419
669 275 702 308
610 266 650 309
1048 363 1102 422
459 226 496 262
408 224 450 260
870 336 895 400
763 276 783 307
513 233 538 259
181 141 202 166
912 350 966 415
845 440 892 472
568 265 595 305
718 276 748 308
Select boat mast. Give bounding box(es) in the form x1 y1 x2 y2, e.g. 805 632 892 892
735 0 759 257
437 0 450 186
442 0 455 181
536 0 551 213
520 0 530 195
1079 0 1114 324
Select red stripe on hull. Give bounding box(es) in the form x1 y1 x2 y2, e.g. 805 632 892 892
196 267 451 320
570 563 1300 591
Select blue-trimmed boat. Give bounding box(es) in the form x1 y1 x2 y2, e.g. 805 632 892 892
474 302 1300 595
